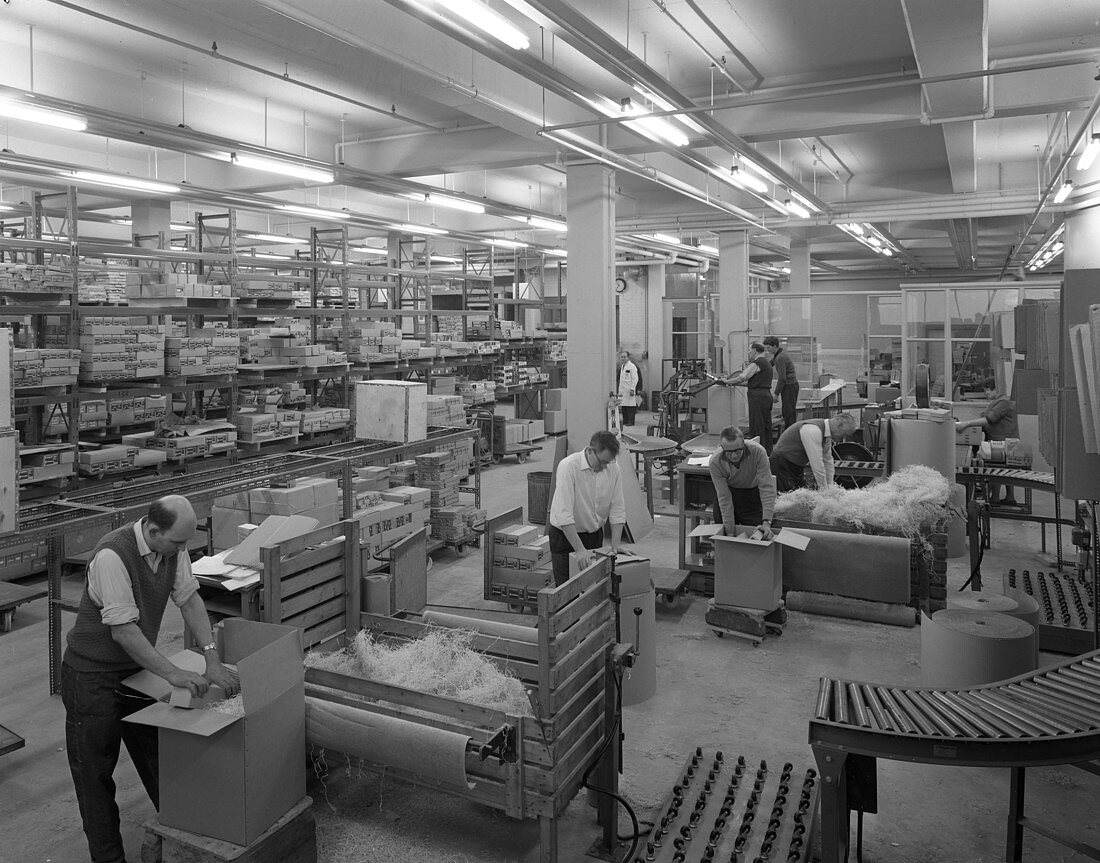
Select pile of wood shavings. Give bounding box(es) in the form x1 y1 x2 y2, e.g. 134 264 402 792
305 628 532 716
774 464 958 540
204 694 245 717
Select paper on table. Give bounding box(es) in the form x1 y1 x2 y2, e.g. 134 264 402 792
192 550 234 575
686 455 710 466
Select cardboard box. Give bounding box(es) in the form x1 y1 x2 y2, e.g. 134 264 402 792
123 619 305 846
543 409 567 434
354 380 427 443
544 388 566 411
249 484 316 516
211 505 254 552
712 527 809 611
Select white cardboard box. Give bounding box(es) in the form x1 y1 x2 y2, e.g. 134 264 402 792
354 380 427 443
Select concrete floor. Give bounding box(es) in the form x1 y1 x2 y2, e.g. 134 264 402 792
1 416 1097 863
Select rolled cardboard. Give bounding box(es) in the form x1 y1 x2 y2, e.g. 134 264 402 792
947 592 1019 615
1001 589 1042 667
921 610 1035 688
422 610 538 644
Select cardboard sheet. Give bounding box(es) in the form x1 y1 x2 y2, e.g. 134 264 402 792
781 527 911 605
223 514 319 568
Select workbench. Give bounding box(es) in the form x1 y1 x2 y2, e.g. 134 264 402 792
0 580 46 632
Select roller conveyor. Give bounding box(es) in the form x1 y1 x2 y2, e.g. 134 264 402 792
832 459 1057 492
1005 568 1095 655
810 649 1100 863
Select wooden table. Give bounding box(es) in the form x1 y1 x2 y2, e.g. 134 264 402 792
0 581 47 632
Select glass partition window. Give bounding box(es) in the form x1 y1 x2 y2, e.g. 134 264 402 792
749 295 811 334
906 290 945 338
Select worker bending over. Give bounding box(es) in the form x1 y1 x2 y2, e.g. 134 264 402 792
708 426 776 539
547 431 628 585
956 377 1020 506
770 413 858 491
62 495 238 863
726 342 775 453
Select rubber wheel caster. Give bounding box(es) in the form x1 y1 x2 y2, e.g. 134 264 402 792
713 630 724 638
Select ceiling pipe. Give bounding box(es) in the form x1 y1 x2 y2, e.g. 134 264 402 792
42 0 442 133
647 0 748 93
680 0 764 90
1001 83 1100 277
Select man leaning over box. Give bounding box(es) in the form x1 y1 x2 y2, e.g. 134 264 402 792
62 495 238 863
708 426 776 540
547 430 628 586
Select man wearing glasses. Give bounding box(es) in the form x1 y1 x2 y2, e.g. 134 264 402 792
707 426 776 540
547 430 628 585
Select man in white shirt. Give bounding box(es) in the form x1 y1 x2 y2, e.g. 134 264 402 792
769 414 858 492
617 351 642 426
547 431 628 585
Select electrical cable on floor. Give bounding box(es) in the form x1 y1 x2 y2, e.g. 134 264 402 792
581 668 641 861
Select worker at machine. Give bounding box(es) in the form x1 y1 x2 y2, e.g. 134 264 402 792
764 335 799 432
726 342 775 453
616 350 642 427
956 377 1020 506
61 495 238 863
708 426 776 539
548 431 628 586
770 413 859 492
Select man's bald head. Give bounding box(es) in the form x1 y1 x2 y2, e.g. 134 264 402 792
145 496 198 555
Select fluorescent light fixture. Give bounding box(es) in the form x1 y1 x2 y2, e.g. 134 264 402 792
544 248 568 257
528 215 567 232
245 232 310 245
402 191 486 214
1053 181 1074 204
780 266 791 275
391 223 448 235
711 164 768 194
0 204 15 211
351 246 387 256
632 84 707 135
487 238 527 248
741 158 778 185
783 199 811 219
698 244 719 255
882 248 894 257
444 0 530 49
109 217 193 232
279 203 350 220
619 99 690 148
0 96 87 131
1077 136 1100 171
788 191 820 214
72 171 180 195
248 252 292 260
232 153 334 184
652 232 682 245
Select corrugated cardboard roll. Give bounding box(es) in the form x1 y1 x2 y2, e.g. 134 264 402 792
306 697 472 789
947 592 1019 615
921 610 1036 688
946 483 967 558
889 417 955 480
1002 589 1042 667
422 610 538 644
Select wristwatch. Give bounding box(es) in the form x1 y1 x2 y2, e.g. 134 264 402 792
201 642 218 654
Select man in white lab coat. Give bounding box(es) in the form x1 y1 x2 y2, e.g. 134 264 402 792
617 350 642 426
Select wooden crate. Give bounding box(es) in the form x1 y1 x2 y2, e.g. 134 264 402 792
303 557 620 862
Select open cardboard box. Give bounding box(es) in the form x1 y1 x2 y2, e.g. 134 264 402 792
711 526 811 612
123 618 305 846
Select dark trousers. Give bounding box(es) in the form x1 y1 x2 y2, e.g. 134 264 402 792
62 662 160 863
778 382 799 429
621 405 637 426
711 485 764 530
747 388 774 453
770 453 807 492
548 523 605 586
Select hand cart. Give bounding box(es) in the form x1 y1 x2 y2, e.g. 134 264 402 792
472 409 540 465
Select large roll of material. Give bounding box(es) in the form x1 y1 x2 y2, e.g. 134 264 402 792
1002 589 1042 667
946 483 967 558
889 417 955 480
617 558 657 706
306 697 472 789
921 610 1036 688
422 610 539 644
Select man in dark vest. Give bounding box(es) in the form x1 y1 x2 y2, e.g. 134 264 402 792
726 342 775 453
769 413 858 492
62 495 238 863
763 336 799 431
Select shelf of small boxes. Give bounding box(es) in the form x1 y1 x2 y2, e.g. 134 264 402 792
13 347 82 389
234 274 300 303
494 361 549 394
0 263 75 296
17 441 77 485
122 270 234 305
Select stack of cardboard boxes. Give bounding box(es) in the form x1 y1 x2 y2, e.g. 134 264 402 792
234 277 295 301
233 408 301 444
0 263 72 293
74 318 166 381
348 467 431 566
490 524 552 600
429 504 486 542
210 475 341 551
543 388 567 434
457 380 496 406
426 394 466 428
298 407 352 434
164 331 240 376
124 271 233 303
13 348 81 386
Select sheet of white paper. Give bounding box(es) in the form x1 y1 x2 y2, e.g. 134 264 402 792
686 455 710 466
191 550 234 575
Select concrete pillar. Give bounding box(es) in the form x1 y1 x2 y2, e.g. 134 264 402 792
131 200 171 245
789 238 811 293
1064 154 1100 269
717 230 750 375
566 162 616 450
646 261 665 398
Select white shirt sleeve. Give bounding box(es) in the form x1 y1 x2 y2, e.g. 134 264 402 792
608 464 627 525
800 423 828 488
172 552 200 606
87 548 140 626
549 457 578 528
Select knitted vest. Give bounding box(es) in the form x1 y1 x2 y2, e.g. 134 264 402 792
64 523 178 672
771 419 828 467
747 356 773 389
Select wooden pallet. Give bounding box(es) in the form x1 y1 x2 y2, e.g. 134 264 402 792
705 598 787 646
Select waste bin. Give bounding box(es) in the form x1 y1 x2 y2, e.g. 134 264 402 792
527 471 552 525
